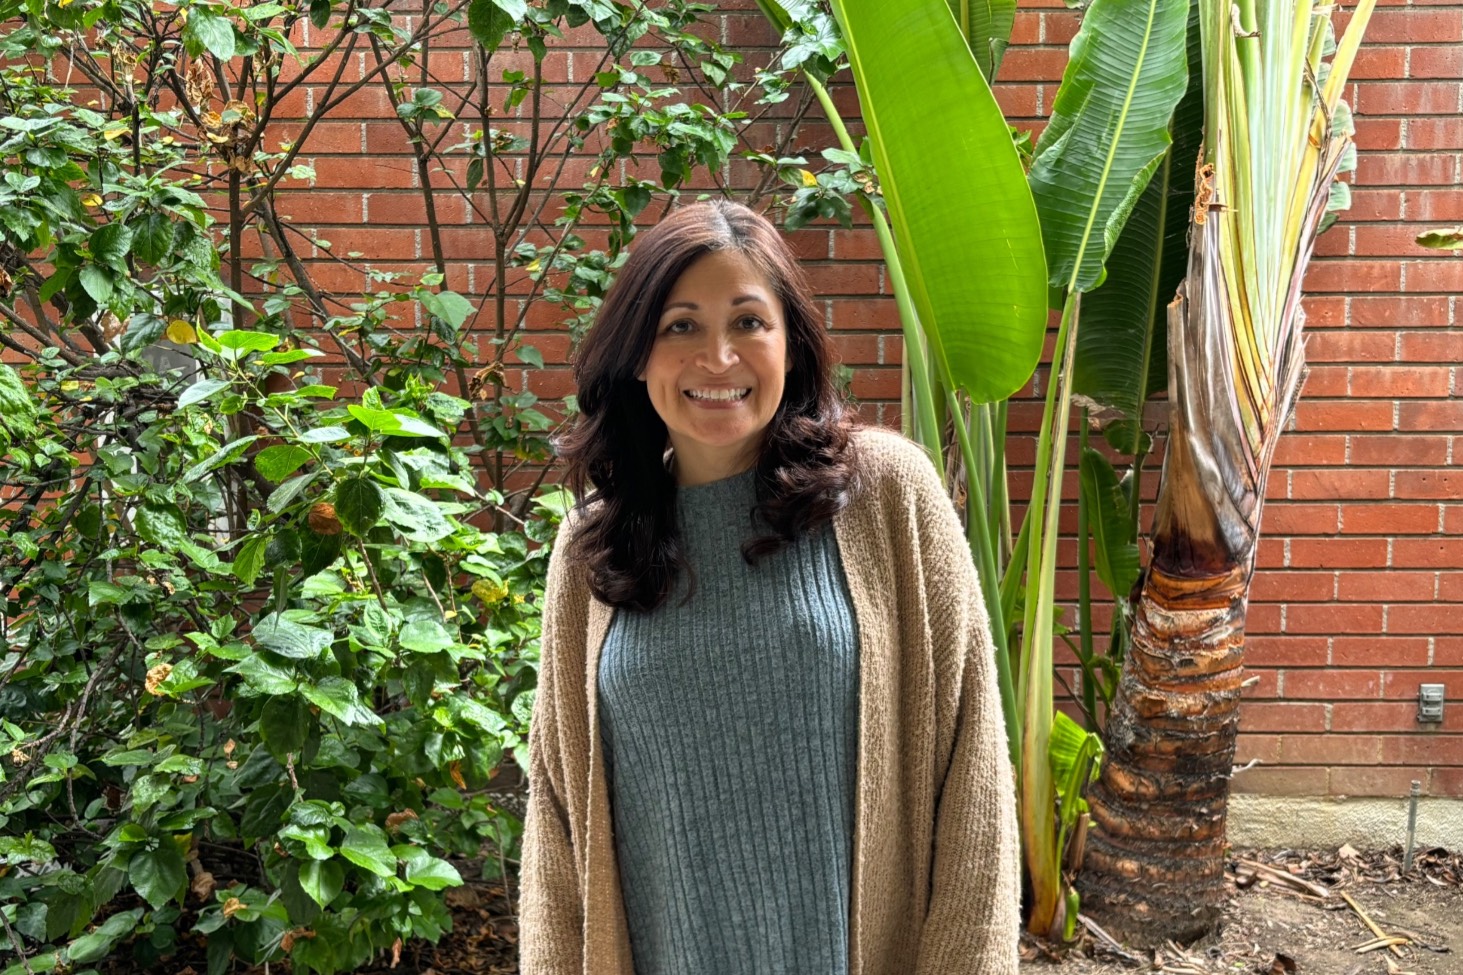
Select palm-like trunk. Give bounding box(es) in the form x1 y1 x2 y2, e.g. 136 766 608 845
1077 0 1373 939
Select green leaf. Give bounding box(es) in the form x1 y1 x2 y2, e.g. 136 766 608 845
300 530 343 576
0 364 39 442
187 12 236 61
1416 227 1463 250
299 426 351 443
128 843 187 909
335 477 384 535
178 378 232 409
491 0 527 15
90 221 135 269
1079 447 1140 599
79 265 113 304
136 501 188 550
253 613 333 660
258 348 322 365
255 444 313 482
1072 0 1200 439
261 695 310 757
467 0 515 51
946 0 1014 80
383 488 454 543
398 619 452 653
131 212 173 265
65 908 143 964
182 435 262 483
397 847 463 891
1028 0 1190 293
339 825 396 877
827 0 1047 402
298 859 345 908
226 654 297 695
215 329 281 353
309 0 331 28
420 290 475 329
346 405 445 439
267 470 321 512
302 676 382 726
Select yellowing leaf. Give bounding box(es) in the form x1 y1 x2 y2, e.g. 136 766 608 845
103 123 130 141
799 169 818 187
166 320 197 344
81 193 103 207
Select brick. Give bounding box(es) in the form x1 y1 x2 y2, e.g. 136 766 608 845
1351 46 1407 80
1338 571 1436 604
1380 735 1463 766
1399 401 1463 432
1345 189 1406 221
1286 603 1384 635
1365 10 1463 44
1429 768 1463 796
996 48 1069 83
1400 332 1463 361
1282 669 1382 699
1279 734 1382 764
1409 189 1463 221
1438 639 1463 666
1289 538 1389 568
1042 10 1082 43
1407 118 1463 150
1382 670 1463 700
1230 766 1329 796
1330 702 1446 732
1388 603 1463 634
1329 766 1432 797
1249 571 1335 602
1302 259 1402 293
829 298 897 331
1394 471 1463 500
1272 435 1347 466
1340 505 1438 535
1350 295 1450 328
1355 152 1458 186
1332 636 1432 667
1349 435 1450 466
1447 507 1463 534
1355 81 1461 115
1439 572 1463 600
1349 366 1451 398
1394 537 1463 566
1291 401 1394 432
1290 469 1391 500
1240 702 1328 733
1246 636 1328 667
1409 46 1463 79
1403 259 1463 294
1235 733 1281 764
1305 330 1395 361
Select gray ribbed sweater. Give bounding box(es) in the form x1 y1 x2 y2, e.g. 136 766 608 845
597 466 859 975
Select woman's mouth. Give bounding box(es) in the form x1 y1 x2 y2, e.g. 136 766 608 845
684 388 751 402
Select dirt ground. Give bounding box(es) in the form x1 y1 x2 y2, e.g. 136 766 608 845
1022 847 1463 975
365 845 1463 975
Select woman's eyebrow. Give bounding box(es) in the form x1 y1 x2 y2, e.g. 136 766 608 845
661 294 770 314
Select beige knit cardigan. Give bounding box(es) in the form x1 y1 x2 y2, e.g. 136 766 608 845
520 428 1021 974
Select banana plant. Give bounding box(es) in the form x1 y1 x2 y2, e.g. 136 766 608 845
1077 0 1375 943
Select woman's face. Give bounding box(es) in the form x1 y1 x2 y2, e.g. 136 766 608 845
638 249 789 486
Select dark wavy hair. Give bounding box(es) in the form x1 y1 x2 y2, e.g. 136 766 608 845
555 200 859 611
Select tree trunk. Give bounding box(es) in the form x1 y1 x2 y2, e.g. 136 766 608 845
1076 214 1307 943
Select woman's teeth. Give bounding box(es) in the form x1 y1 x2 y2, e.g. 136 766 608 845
686 388 750 401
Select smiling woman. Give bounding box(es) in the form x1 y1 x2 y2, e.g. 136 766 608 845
520 200 1020 975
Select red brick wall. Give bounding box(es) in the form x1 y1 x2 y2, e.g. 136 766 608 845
15 0 1461 796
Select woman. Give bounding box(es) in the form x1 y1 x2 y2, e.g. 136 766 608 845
520 200 1019 975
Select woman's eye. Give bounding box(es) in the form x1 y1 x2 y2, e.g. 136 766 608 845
737 316 765 330
664 320 692 334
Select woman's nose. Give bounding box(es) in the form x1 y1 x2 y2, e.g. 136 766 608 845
696 330 737 371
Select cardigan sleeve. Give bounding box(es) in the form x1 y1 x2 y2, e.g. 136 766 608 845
519 518 588 973
906 457 1022 975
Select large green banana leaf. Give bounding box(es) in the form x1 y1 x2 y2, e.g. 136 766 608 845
828 0 1047 404
946 0 1017 81
1028 0 1190 294
1072 0 1202 447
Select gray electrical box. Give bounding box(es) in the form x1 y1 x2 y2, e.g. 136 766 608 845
1418 684 1444 724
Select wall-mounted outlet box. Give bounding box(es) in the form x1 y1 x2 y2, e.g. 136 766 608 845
1418 684 1444 724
